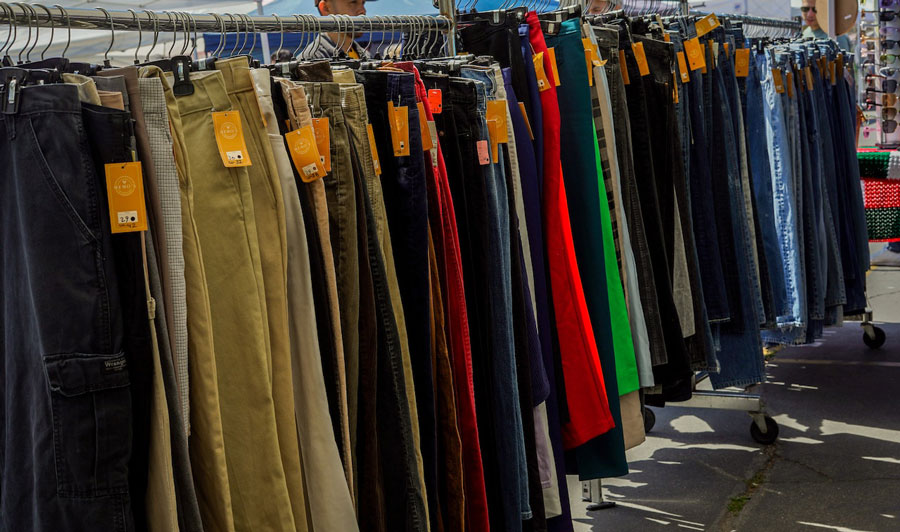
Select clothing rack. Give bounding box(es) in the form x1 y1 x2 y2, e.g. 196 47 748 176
0 5 453 34
692 11 803 38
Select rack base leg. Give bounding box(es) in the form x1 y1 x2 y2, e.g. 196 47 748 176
582 479 616 511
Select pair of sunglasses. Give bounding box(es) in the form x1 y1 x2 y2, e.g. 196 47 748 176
882 0 900 8
865 90 899 106
867 76 900 92
884 119 899 133
801 6 817 13
864 39 900 50
884 107 899 120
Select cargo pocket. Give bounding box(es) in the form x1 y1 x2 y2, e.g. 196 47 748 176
43 352 132 498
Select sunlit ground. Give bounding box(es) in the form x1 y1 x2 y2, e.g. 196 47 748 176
570 246 900 531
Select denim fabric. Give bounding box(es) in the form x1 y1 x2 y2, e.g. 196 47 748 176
717 32 765 326
805 45 847 311
520 24 545 192
417 71 493 532
615 21 692 400
760 50 807 338
594 24 670 368
636 32 712 372
787 46 826 329
745 51 789 320
709 47 766 389
683 33 731 327
459 17 533 124
460 65 531 526
350 71 430 531
1 84 135 531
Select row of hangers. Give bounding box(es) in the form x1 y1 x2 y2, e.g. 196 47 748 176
0 4 451 109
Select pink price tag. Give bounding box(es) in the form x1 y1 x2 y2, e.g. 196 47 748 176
477 140 490 165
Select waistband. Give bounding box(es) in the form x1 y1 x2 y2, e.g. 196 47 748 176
168 69 232 116
296 81 343 109
421 73 452 112
250 68 272 100
386 72 418 108
5 83 82 116
214 56 255 94
137 76 167 116
460 66 496 98
92 75 130 108
340 83 368 115
593 25 620 50
332 67 357 84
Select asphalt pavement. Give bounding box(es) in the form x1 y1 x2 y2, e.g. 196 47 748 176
568 244 900 531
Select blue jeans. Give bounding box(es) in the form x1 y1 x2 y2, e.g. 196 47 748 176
709 48 765 388
746 50 789 321
760 49 808 342
460 66 531 528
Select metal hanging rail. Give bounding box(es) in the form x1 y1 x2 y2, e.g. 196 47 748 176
692 11 803 33
0 4 453 34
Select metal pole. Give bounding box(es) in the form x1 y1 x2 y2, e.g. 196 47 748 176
437 0 456 55
257 0 271 64
0 6 452 33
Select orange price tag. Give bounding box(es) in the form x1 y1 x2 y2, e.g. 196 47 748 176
734 48 750 77
366 123 382 176
786 71 794 99
632 42 651 76
485 100 509 144
416 102 434 152
685 37 706 72
547 47 562 87
724 42 730 58
619 49 631 85
105 161 148 233
487 119 500 164
700 43 708 74
533 51 551 92
695 13 721 37
805 66 814 91
677 51 691 83
773 68 785 94
388 102 410 157
212 111 252 167
585 48 594 86
285 126 326 182
312 117 331 173
518 101 534 141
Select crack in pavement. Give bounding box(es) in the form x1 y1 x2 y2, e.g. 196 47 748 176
777 454 834 480
714 444 780 531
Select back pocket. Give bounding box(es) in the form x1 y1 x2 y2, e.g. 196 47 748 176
43 352 132 498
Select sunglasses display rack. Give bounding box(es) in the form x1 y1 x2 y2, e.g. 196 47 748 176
861 0 900 147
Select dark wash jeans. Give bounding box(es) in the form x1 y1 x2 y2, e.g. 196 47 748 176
1 84 135 531
635 31 713 372
614 21 692 400
593 24 669 369
354 70 430 532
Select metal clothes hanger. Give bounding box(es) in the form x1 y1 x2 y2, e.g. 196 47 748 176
12 2 32 64
145 9 159 62
129 9 141 64
97 7 114 68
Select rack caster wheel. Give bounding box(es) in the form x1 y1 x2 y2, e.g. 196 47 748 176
750 415 779 445
643 407 656 433
863 327 886 349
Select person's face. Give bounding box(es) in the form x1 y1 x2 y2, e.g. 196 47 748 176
801 0 818 28
319 0 366 17
587 0 620 14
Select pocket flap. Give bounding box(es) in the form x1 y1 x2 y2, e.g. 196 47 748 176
44 352 130 397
